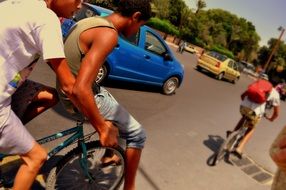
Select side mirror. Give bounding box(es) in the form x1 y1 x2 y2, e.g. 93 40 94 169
163 53 172 61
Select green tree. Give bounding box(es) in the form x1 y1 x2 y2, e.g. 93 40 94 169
168 0 187 26
195 0 206 15
90 0 115 9
153 0 170 19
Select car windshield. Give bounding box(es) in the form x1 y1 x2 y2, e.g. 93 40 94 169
207 51 227 62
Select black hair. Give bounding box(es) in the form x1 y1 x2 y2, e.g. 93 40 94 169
114 0 152 21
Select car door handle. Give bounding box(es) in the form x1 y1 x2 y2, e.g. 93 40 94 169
144 55 150 59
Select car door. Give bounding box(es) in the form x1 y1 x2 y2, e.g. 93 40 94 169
232 62 240 78
107 30 145 80
135 28 172 84
225 60 234 80
227 60 238 80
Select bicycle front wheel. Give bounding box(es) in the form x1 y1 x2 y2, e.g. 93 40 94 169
213 140 227 165
213 131 241 165
225 131 242 152
46 141 125 190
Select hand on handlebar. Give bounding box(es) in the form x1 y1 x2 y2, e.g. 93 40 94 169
99 121 119 147
264 113 274 122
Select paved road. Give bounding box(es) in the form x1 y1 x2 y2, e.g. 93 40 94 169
2 44 285 190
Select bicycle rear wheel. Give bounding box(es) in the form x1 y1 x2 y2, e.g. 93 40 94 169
46 141 125 190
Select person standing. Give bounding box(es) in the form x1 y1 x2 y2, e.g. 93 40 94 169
57 1 152 189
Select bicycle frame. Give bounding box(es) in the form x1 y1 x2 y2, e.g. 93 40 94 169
0 121 97 186
37 121 86 159
229 116 250 150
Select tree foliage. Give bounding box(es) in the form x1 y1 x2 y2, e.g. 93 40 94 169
147 17 179 36
153 0 169 19
89 0 286 76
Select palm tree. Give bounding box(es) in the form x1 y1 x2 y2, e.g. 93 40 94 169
195 0 206 15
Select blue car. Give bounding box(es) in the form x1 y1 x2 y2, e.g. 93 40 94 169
62 3 184 95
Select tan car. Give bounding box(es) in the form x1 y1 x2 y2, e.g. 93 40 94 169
184 45 199 54
197 51 240 83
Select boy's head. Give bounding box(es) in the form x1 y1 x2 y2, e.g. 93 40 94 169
47 0 82 18
114 0 152 37
116 0 152 21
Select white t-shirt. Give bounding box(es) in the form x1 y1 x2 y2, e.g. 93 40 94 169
0 0 65 126
241 88 280 117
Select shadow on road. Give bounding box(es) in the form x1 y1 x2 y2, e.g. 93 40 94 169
204 134 224 152
0 155 63 190
204 135 234 167
139 166 161 190
102 79 162 94
204 135 224 167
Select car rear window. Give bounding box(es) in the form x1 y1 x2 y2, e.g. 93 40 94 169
207 52 227 62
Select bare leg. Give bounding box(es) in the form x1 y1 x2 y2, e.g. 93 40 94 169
22 87 59 124
13 143 47 190
236 127 255 153
124 148 142 190
234 117 246 131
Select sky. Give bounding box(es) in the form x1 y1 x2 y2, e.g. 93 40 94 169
184 0 286 46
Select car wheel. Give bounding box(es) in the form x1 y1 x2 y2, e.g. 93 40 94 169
96 64 108 84
162 77 179 95
216 72 224 80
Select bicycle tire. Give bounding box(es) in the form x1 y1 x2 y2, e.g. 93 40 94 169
213 131 241 165
213 140 227 165
224 131 241 153
46 141 125 190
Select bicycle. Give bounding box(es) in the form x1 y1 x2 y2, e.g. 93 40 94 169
212 107 271 166
212 115 250 166
0 120 125 190
212 103 274 167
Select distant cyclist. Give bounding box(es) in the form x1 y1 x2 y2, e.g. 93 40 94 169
275 79 286 101
226 73 280 158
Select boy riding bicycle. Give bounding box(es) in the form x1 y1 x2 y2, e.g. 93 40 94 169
227 74 280 158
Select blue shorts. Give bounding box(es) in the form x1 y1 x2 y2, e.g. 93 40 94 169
95 87 146 149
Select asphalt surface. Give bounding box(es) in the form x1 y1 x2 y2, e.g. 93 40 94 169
1 42 286 190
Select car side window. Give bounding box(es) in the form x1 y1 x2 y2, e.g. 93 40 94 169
145 31 166 56
228 60 233 68
121 30 140 46
233 62 238 71
74 6 99 21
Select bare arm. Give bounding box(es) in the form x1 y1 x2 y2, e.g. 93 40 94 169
71 27 119 147
270 126 286 173
47 58 76 103
266 105 279 122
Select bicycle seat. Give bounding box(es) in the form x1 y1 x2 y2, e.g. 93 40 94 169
240 106 259 123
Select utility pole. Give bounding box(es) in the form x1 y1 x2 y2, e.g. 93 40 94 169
264 26 285 74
